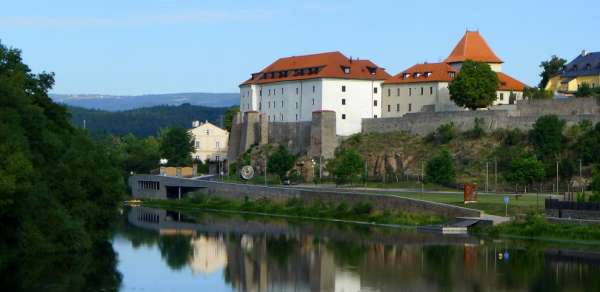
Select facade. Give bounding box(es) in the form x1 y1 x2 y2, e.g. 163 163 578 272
382 31 526 118
188 121 228 162
545 50 600 93
239 51 390 136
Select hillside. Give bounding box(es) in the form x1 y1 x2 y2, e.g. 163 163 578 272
68 104 229 137
52 92 239 111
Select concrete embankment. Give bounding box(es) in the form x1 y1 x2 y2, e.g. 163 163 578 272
129 175 481 219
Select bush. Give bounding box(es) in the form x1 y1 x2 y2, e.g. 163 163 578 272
464 118 485 139
575 83 595 97
267 145 296 180
332 148 364 185
427 122 456 144
529 115 565 159
351 202 373 216
425 149 456 185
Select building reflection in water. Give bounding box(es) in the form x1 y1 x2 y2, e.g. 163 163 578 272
125 206 600 292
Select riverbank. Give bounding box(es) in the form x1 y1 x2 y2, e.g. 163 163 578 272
141 194 444 226
474 214 600 243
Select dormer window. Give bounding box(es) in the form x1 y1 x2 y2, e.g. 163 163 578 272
413 72 420 78
586 63 592 70
403 73 410 79
425 72 432 77
367 66 377 75
449 72 456 78
572 65 578 71
342 66 351 74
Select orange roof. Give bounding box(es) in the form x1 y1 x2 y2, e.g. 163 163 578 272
445 31 503 64
497 72 527 91
241 51 390 86
383 63 456 84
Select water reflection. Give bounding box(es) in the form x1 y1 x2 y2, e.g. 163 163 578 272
118 206 600 292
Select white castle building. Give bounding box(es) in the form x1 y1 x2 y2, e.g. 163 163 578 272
239 51 390 136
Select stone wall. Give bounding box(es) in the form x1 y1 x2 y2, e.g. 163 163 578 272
362 97 600 136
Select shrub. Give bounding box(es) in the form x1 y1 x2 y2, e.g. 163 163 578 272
332 148 364 185
352 202 373 216
529 115 565 159
428 122 456 144
464 118 485 139
575 83 594 97
425 148 456 185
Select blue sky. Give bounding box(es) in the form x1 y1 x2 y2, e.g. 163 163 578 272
2 0 599 95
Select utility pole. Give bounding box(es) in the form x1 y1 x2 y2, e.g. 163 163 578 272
486 162 489 193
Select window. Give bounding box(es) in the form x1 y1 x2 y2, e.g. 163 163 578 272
259 102 262 110
374 87 378 94
268 101 271 108
280 114 283 121
420 87 424 95
388 88 391 96
312 98 315 105
343 66 351 74
430 87 433 95
341 114 346 119
374 100 378 106
408 103 412 112
374 115 378 118
259 89 262 96
296 88 299 95
387 105 391 112
195 141 200 148
295 114 298 121
396 104 400 112
281 100 284 107
342 98 346 105
500 93 504 101
216 141 220 149
342 85 346 92
295 102 298 109
397 88 400 96
409 88 412 96
205 130 210 135
215 155 220 162
449 72 456 78
281 88 284 94
312 85 315 93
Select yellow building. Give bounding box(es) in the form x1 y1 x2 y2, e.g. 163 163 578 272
188 121 229 162
545 50 600 93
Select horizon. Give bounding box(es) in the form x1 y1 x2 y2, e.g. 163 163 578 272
3 0 599 95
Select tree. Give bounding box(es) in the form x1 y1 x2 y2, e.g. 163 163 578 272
118 134 160 175
448 60 499 110
538 55 566 89
529 115 565 160
504 154 545 188
428 122 456 144
159 127 193 166
223 106 240 132
574 122 600 164
523 87 553 100
575 83 595 97
267 145 296 180
425 149 456 185
332 148 364 185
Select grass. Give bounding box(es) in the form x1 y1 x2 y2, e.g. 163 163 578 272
379 192 547 217
142 194 444 226
475 213 600 242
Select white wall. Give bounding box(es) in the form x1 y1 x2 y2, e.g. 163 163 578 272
189 123 229 162
382 82 453 117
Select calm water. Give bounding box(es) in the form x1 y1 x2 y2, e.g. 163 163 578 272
112 206 600 292
5 206 600 291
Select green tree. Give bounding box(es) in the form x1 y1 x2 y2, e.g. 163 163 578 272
538 55 566 89
159 127 193 166
267 145 296 180
119 134 160 175
523 87 553 100
332 148 364 185
428 122 456 144
0 41 124 254
575 83 595 97
529 115 565 160
223 106 240 132
425 149 456 185
448 60 499 110
591 172 600 202
505 154 546 188
574 122 600 164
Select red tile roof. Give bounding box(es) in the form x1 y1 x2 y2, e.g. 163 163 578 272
497 72 527 91
383 63 457 84
445 31 503 64
241 51 390 86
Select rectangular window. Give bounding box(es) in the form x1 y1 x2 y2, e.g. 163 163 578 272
430 87 433 95
260 89 262 96
205 130 210 135
312 98 315 105
280 114 283 121
409 88 412 96
374 100 378 106
195 141 200 148
500 93 504 100
281 88 284 94
342 85 346 92
259 102 262 110
374 87 378 94
374 114 378 118
295 114 298 121
397 88 400 96
312 85 315 93
388 88 391 97
268 101 271 108
216 141 220 149
408 103 412 112
296 88 299 95
281 100 283 107
341 114 346 120
420 87 424 95
397 104 400 112
387 105 391 112
295 102 298 109
342 98 346 105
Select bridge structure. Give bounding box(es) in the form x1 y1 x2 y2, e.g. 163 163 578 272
128 174 212 200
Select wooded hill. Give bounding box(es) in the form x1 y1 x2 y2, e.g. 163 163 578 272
67 103 230 137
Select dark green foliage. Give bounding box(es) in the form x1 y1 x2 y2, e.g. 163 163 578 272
448 60 499 110
464 118 485 139
574 123 600 164
425 149 456 185
538 55 567 89
523 87 553 100
558 158 576 180
591 173 600 201
0 41 124 254
267 145 296 180
504 153 545 186
575 83 595 97
159 127 194 166
331 148 364 184
68 103 228 137
223 106 240 132
529 115 565 159
351 202 373 216
113 134 160 175
427 122 456 144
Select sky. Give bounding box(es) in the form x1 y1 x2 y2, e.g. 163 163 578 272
2 0 599 95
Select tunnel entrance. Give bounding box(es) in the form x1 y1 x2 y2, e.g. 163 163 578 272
165 186 201 200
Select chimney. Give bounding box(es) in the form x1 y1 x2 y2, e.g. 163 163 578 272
582 49 588 56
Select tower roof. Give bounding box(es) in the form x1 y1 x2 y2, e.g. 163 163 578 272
445 31 503 64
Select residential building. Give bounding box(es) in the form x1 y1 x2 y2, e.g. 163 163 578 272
239 51 390 136
545 50 600 93
188 121 228 162
382 31 526 117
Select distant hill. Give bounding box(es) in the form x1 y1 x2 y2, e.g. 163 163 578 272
68 103 230 137
52 92 239 111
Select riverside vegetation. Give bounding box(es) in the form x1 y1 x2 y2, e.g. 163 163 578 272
143 194 444 226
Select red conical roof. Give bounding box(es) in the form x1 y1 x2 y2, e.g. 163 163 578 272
445 31 503 64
